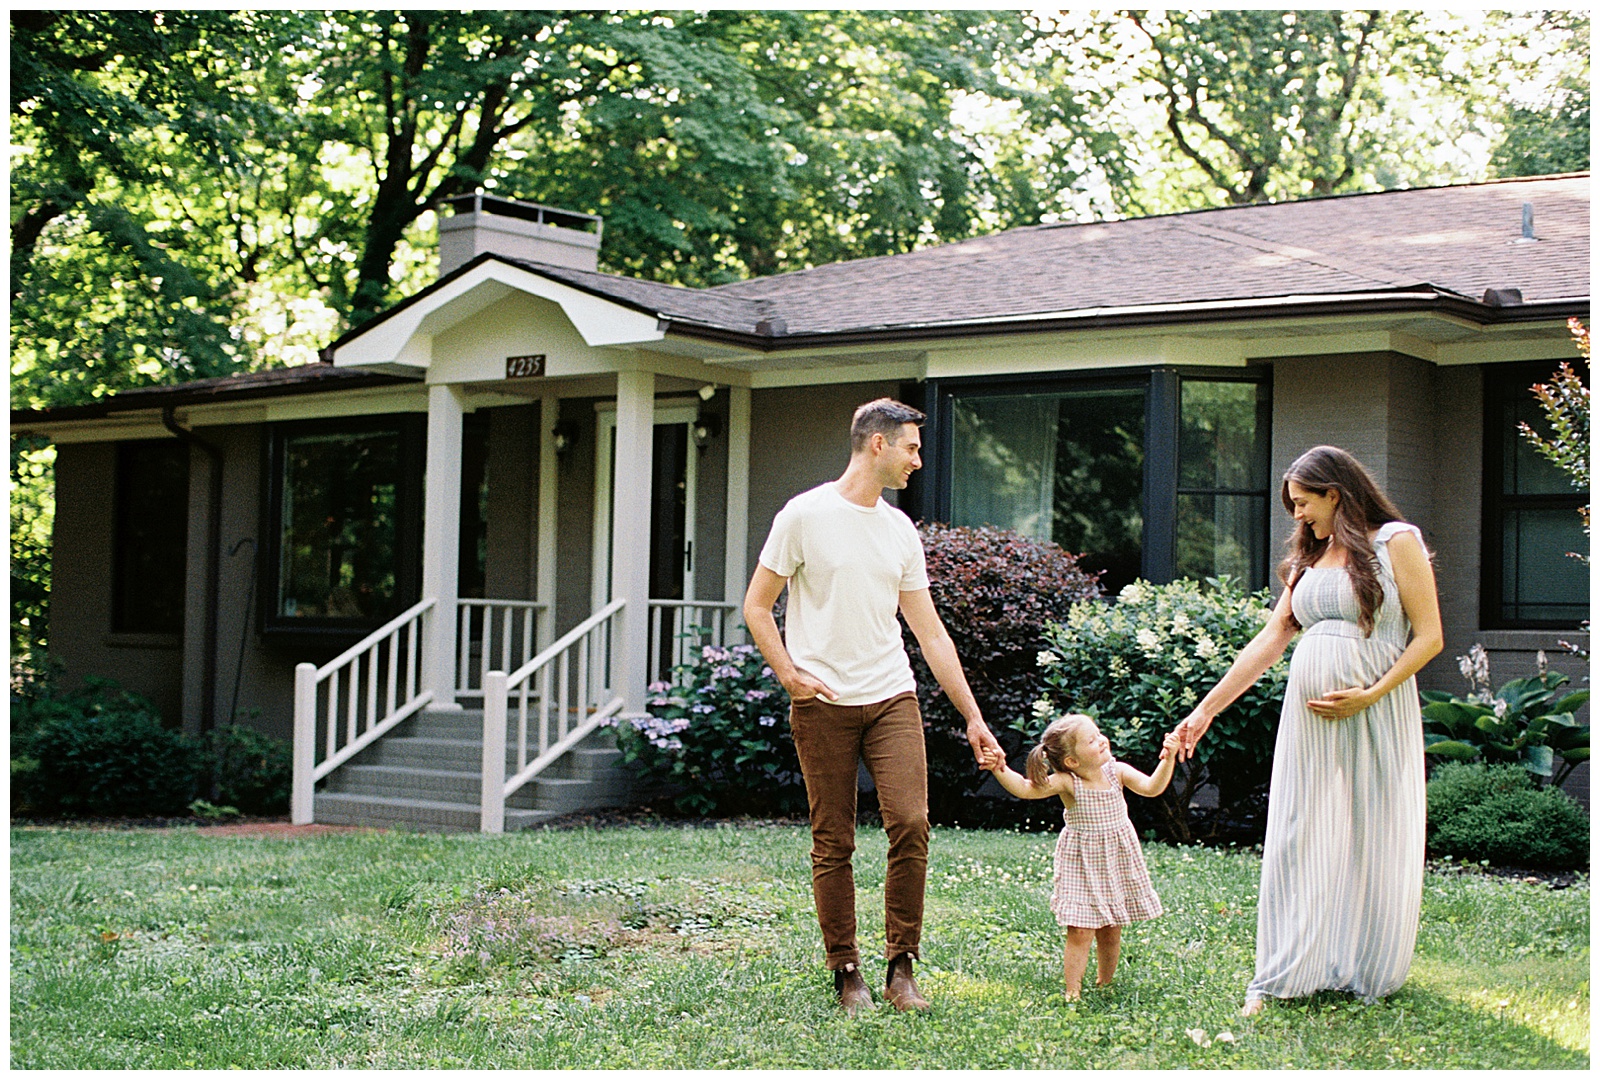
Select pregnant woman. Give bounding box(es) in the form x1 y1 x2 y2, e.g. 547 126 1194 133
1176 445 1442 1017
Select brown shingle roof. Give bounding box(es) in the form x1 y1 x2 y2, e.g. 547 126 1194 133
714 174 1587 335
535 174 1589 340
10 364 417 422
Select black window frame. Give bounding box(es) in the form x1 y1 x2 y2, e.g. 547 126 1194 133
261 413 426 639
111 439 191 635
925 364 1273 589
1481 359 1590 630
1172 369 1276 589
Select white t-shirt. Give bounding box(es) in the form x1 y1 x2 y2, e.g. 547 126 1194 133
757 482 930 706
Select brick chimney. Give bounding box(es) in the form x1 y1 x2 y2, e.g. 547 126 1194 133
437 193 603 276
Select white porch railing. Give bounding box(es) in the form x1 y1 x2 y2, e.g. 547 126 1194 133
647 599 742 678
480 597 627 833
456 599 549 698
291 598 436 824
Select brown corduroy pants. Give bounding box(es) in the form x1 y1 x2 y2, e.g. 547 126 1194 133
788 690 929 971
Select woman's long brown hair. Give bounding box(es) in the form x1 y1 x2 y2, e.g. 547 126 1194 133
1278 446 1407 636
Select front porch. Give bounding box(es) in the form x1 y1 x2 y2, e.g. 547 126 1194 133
291 593 742 831
289 358 757 831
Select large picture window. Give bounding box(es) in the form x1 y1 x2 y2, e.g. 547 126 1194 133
932 368 1271 594
265 416 424 632
113 441 190 634
948 381 1147 590
1483 361 1589 628
1176 378 1272 586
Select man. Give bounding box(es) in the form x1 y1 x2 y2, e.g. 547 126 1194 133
743 397 1002 1014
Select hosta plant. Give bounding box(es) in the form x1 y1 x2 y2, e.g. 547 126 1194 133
1422 644 1590 786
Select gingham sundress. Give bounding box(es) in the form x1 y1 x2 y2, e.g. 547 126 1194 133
1050 760 1163 929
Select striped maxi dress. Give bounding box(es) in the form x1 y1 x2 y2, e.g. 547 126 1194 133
1247 520 1427 1005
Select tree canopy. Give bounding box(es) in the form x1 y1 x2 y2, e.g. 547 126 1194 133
9 8 1591 410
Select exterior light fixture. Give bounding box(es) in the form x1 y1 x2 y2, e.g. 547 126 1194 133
692 414 721 450
551 420 580 457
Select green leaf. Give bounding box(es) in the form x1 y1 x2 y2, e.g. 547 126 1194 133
1423 739 1481 761
1551 690 1590 714
1523 743 1555 777
1422 701 1486 738
1473 713 1516 741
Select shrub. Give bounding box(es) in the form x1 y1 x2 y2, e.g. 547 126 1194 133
1031 577 1290 844
903 524 1102 822
209 723 293 815
611 641 805 816
1423 644 1590 786
14 684 203 817
1427 761 1589 869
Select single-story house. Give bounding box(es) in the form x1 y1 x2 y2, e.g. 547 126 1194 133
13 174 1589 830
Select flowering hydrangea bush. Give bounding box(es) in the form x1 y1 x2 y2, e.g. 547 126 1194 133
610 641 803 816
1029 576 1290 843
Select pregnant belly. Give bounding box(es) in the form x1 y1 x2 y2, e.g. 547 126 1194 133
1287 633 1394 702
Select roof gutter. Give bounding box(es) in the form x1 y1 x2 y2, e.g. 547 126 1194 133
659 292 1590 353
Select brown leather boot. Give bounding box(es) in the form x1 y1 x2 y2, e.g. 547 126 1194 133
885 953 930 1012
834 963 874 1014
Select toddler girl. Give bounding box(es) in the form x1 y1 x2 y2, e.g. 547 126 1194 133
981 714 1179 999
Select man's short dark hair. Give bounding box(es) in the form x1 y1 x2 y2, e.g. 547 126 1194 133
850 398 926 453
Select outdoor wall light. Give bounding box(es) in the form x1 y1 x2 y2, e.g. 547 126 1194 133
551 420 580 457
692 414 721 450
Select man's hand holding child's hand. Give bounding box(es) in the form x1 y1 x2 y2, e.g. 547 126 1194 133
1159 730 1181 760
978 747 1007 773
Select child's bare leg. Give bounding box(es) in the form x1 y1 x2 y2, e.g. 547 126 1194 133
1062 927 1094 999
1094 925 1121 987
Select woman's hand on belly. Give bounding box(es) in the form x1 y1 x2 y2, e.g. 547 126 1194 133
1305 685 1379 719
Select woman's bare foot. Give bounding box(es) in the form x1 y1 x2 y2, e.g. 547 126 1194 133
1239 998 1265 1017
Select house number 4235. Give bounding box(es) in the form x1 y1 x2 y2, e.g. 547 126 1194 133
505 354 546 379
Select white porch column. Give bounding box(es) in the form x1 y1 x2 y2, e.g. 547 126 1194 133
421 383 465 710
536 392 560 650
611 370 655 712
723 385 752 626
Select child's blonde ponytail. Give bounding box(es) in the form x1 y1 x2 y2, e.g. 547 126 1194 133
1025 743 1052 788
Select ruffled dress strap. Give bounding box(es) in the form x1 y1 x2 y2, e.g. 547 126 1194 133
1374 521 1423 546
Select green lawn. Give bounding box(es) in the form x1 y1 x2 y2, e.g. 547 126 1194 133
9 821 1589 1069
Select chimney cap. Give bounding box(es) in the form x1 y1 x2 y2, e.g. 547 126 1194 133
441 193 601 236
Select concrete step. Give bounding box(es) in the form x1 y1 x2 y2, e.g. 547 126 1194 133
313 791 565 832
326 763 613 811
327 764 484 804
526 774 635 814
404 707 621 741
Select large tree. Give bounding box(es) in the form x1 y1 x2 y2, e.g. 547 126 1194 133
1028 10 1493 216
10 9 1062 387
1488 10 1590 177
